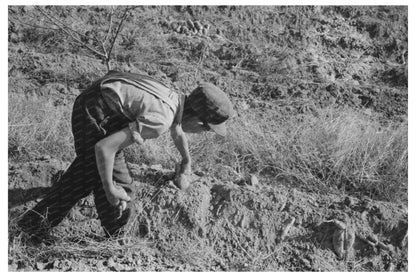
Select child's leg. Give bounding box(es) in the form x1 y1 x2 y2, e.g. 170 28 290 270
18 156 94 236
93 150 137 237
18 89 103 237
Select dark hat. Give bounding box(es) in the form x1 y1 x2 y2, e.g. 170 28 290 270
188 82 234 136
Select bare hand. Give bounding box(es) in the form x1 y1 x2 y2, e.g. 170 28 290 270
117 200 128 219
104 182 131 206
174 172 191 190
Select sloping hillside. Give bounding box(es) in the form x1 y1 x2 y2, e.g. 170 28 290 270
8 6 408 271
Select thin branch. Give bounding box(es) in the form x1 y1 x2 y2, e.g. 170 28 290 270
103 6 115 46
8 17 59 32
35 6 106 59
106 7 135 62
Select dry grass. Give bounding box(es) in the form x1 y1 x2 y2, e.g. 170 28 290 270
8 211 151 270
184 107 408 203
8 93 74 161
8 89 407 203
8 91 407 203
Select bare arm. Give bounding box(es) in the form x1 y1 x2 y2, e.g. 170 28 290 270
170 124 191 174
95 127 135 205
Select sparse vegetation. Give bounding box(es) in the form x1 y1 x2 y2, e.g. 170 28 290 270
8 93 73 162
188 107 408 203
8 5 407 271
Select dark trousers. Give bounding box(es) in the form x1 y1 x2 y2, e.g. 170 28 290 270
19 87 136 237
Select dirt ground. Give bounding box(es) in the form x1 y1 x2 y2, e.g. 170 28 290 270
8 158 408 271
8 6 408 272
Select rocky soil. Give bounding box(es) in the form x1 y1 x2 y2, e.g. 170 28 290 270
8 159 408 271
8 5 408 272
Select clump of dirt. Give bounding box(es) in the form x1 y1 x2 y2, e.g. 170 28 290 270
8 159 408 271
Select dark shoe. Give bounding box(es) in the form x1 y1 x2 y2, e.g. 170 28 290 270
17 211 52 244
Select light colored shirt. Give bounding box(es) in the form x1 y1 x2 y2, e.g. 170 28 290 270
101 79 179 141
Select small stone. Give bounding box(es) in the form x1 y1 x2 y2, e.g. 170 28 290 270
240 214 249 229
150 164 163 171
36 262 45 270
367 234 378 244
344 228 355 256
239 101 250 110
170 22 178 30
296 216 303 226
96 260 106 271
181 26 189 34
52 260 60 269
333 228 346 259
250 174 259 186
194 21 203 31
107 257 116 268
387 262 396 271
186 19 195 30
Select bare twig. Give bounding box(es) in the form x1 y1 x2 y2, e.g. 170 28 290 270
32 6 135 72
103 7 115 46
106 6 135 70
8 17 58 31
35 6 106 60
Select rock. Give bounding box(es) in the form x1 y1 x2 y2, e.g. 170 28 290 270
96 260 106 271
186 19 195 30
367 234 378 244
250 174 259 186
239 214 249 229
333 228 346 259
150 164 163 171
52 260 60 269
36 262 45 270
387 262 396 271
107 257 118 271
107 257 115 266
170 21 178 30
344 228 355 258
194 20 203 31
332 221 355 259
239 100 250 111
180 26 189 34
